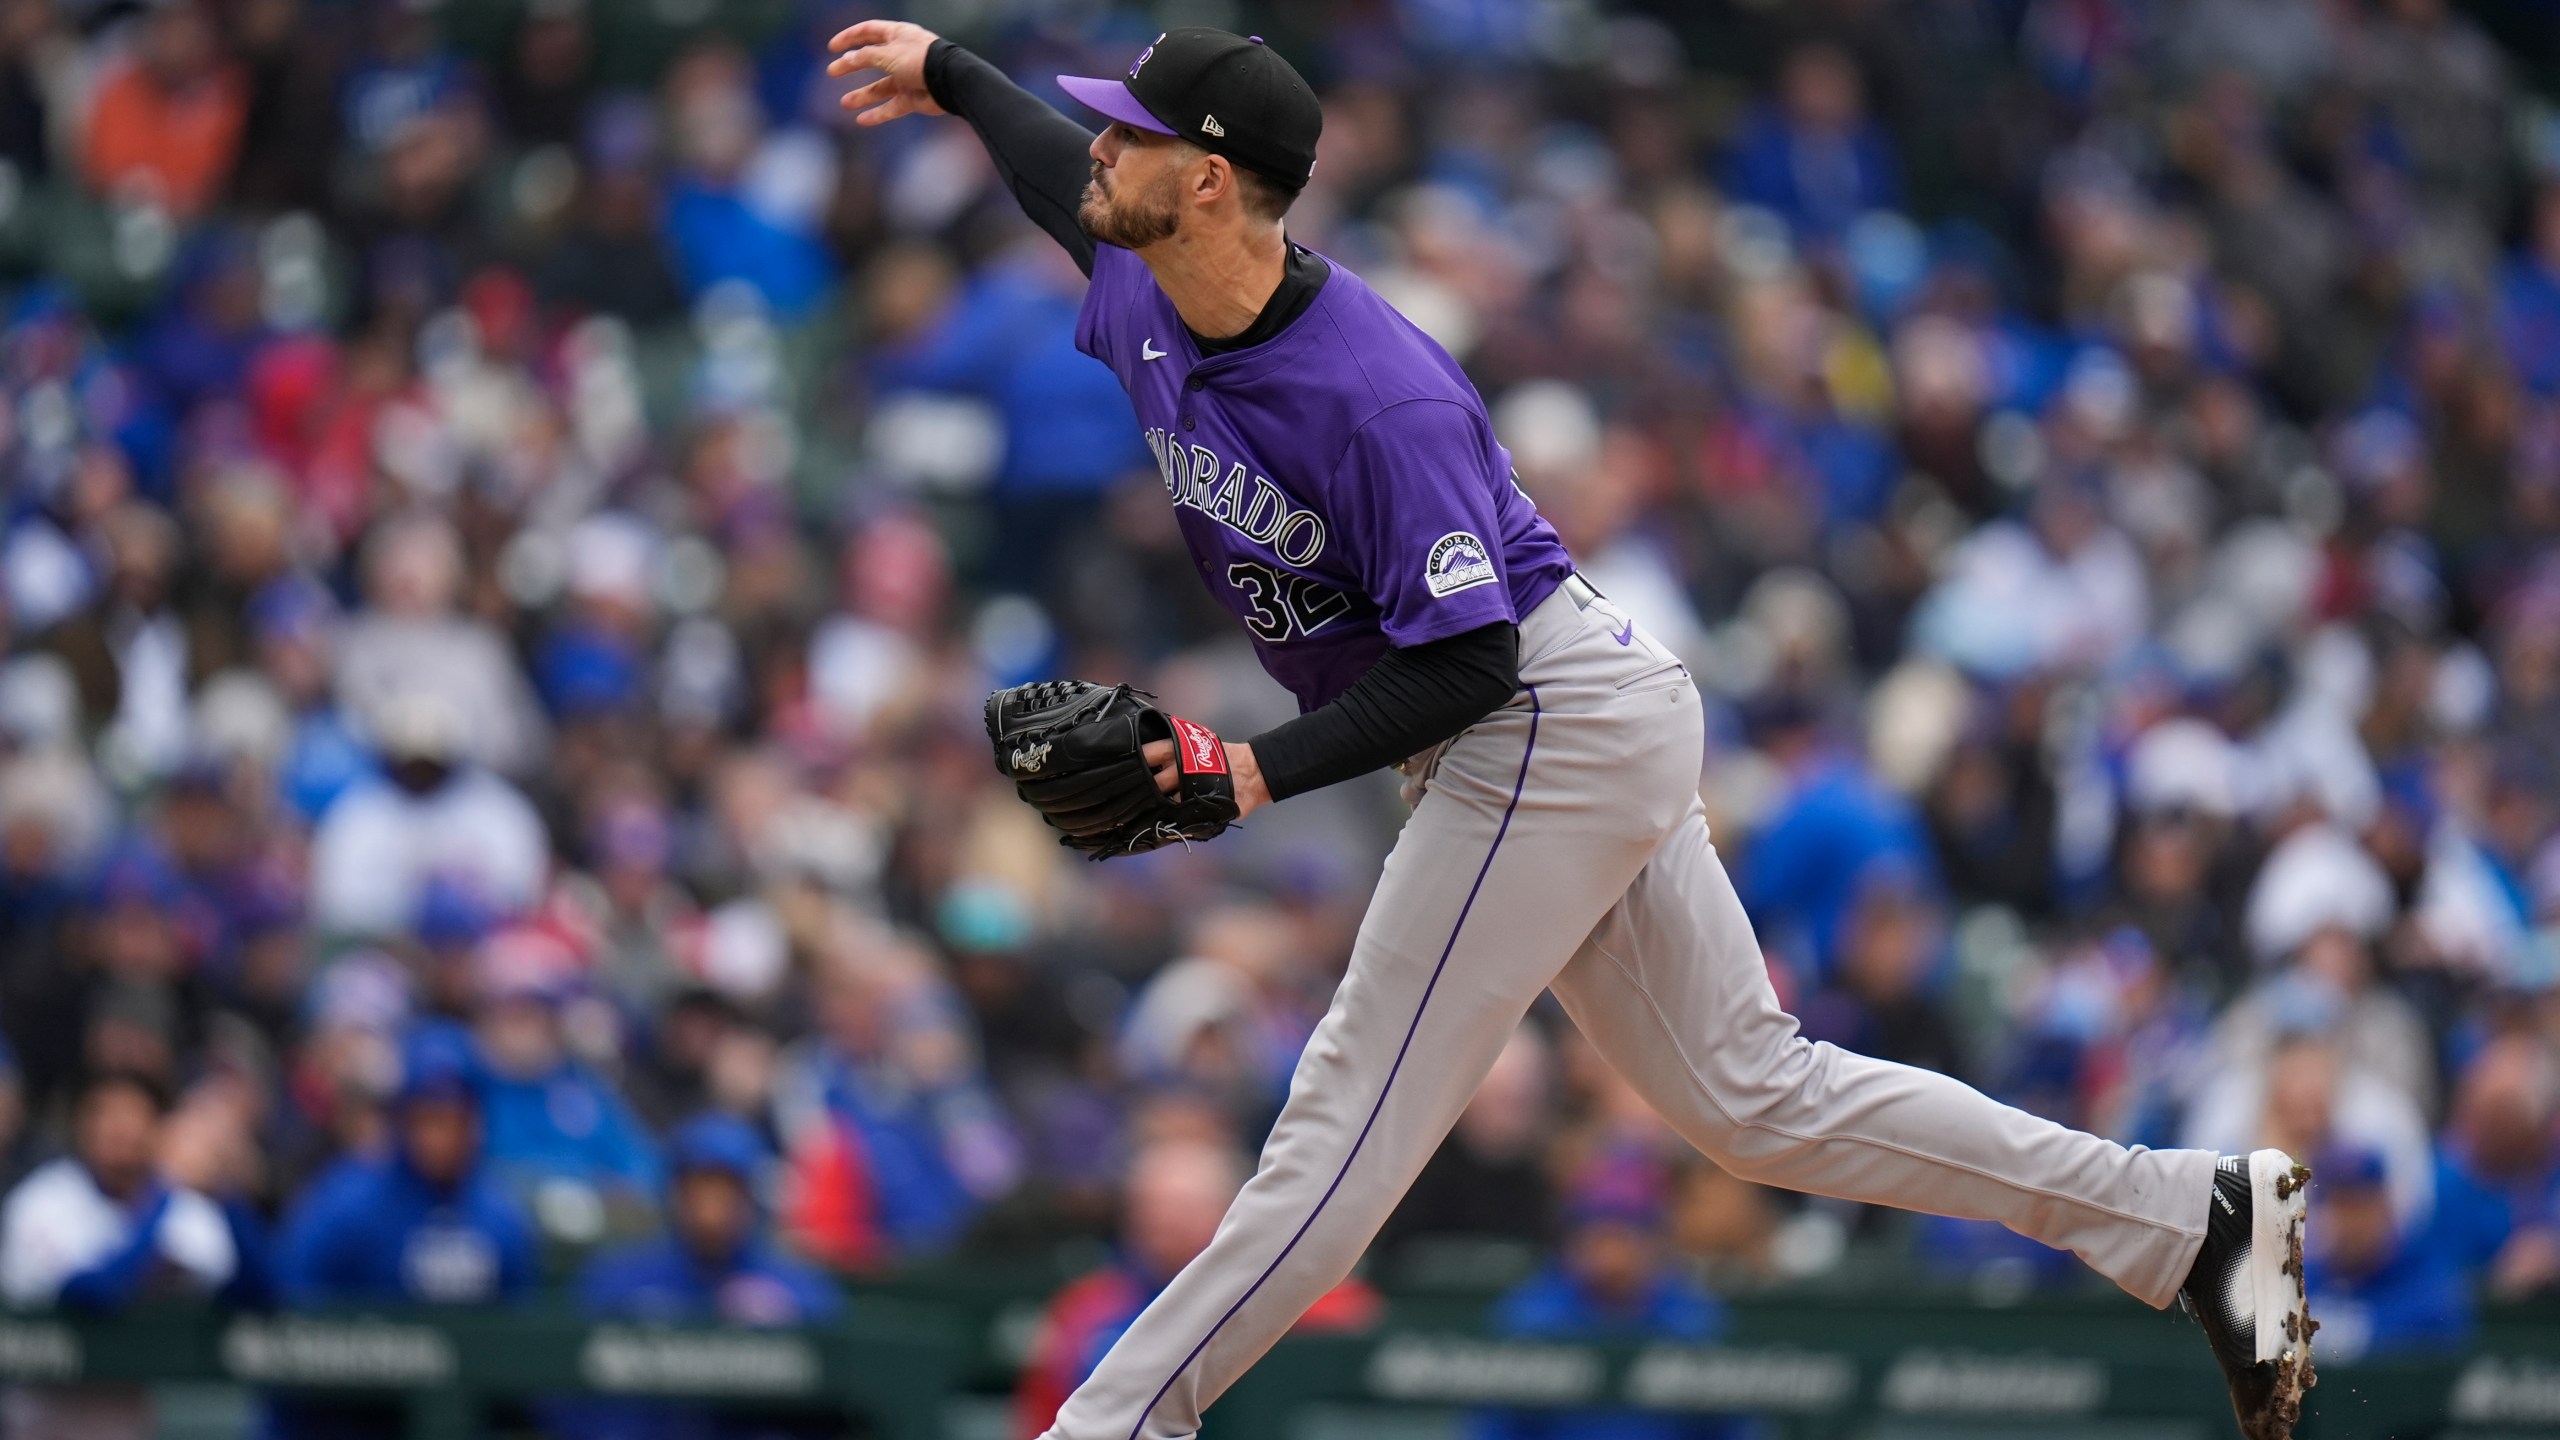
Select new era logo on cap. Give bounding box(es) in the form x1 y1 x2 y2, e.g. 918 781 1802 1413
1201 114 1224 136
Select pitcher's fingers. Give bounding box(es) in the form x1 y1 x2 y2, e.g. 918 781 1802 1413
826 19 895 52
827 44 886 78
852 94 918 125
838 78 897 113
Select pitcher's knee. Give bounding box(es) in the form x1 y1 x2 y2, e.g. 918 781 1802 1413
1659 1034 1824 1178
1719 1030 1823 1118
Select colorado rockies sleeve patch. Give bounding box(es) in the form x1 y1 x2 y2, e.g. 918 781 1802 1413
1424 531 1499 597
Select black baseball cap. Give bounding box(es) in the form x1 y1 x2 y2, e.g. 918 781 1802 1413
1058 29 1321 191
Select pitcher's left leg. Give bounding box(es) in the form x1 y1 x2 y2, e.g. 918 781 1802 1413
1550 802 2216 1308
1044 679 1694 1440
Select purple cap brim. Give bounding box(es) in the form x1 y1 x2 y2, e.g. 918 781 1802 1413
1057 74 1176 136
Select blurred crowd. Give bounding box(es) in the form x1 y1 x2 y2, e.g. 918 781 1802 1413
0 0 2558 1431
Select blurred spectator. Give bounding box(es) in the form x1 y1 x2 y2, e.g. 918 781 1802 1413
0 1070 238 1440
2206 927 2437 1119
555 1113 839 1440
274 1024 535 1304
1722 44 1900 246
473 926 663 1238
538 100 685 324
334 512 549 779
41 502 191 782
1475 1151 1738 1440
1797 866 1964 1078
0 0 58 181
308 688 547 938
657 43 834 318
555 791 699 1012
1923 689 2060 919
1116 902 1322 1139
2304 1144 2475 1360
2501 182 2560 397
491 0 595 151
2186 1031 2434 1235
873 237 1149 601
80 0 248 219
155 1077 274 1307
2018 928 2213 1149
628 986 751 1132
0 1071 236 1305
2427 1033 2560 1297
780 935 1021 1269
245 577 377 824
271 1025 535 1440
1015 1137 1378 1439
1739 696 1937 982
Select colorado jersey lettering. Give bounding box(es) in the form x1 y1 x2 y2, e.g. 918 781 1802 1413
1077 244 1571 709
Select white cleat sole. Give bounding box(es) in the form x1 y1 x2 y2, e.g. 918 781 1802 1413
2231 1146 2317 1437
2246 1147 2311 1365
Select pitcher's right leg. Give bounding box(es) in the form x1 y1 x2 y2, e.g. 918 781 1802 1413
1549 802 2217 1308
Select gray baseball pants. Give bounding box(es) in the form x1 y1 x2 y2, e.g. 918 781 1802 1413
1044 586 2217 1440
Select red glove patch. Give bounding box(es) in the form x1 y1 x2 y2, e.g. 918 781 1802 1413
1169 715 1228 776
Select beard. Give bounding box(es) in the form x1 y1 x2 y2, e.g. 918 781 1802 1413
1078 164 1182 249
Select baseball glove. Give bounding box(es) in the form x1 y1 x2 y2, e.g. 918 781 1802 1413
985 680 1239 859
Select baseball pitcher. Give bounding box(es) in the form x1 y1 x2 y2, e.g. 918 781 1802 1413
828 22 2313 1440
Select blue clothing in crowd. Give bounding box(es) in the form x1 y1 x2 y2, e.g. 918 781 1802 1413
544 1238 842 1440
2497 253 2560 397
876 254 1147 496
2428 1144 2559 1273
661 179 835 319
2304 1237 2476 1361
1721 104 1902 244
479 1061 665 1199
1473 1265 1744 1440
1739 758 1938 979
580 1233 840 1327
812 1055 993 1257
272 1153 539 1307
267 1148 538 1440
549 1113 842 1440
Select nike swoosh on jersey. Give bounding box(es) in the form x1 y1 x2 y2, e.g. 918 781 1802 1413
1142 339 1168 360
1612 619 1635 645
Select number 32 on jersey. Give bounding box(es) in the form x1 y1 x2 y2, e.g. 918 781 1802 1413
1227 560 1349 643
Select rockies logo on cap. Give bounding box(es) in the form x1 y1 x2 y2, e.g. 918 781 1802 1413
1058 28 1322 191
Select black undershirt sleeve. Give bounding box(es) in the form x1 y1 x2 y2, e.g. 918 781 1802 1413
1247 622 1521 803
924 41 1098 275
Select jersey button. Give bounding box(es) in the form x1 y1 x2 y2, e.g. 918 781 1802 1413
1186 376 1204 392
1182 414 1196 431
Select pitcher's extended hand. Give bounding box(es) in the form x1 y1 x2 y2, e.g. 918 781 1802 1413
826 19 945 126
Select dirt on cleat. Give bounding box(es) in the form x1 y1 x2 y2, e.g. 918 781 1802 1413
2274 1164 2310 1201
2244 1188 2319 1440
2249 1344 2315 1440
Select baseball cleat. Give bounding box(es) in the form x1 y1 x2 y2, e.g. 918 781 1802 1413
2179 1149 2316 1439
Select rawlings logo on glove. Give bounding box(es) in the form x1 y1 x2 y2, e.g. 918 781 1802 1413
1169 715 1227 775
984 680 1240 859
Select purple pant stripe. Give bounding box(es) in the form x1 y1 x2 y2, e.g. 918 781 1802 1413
1121 686 1544 1440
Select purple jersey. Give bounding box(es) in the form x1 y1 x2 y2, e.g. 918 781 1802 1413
1075 244 1574 709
